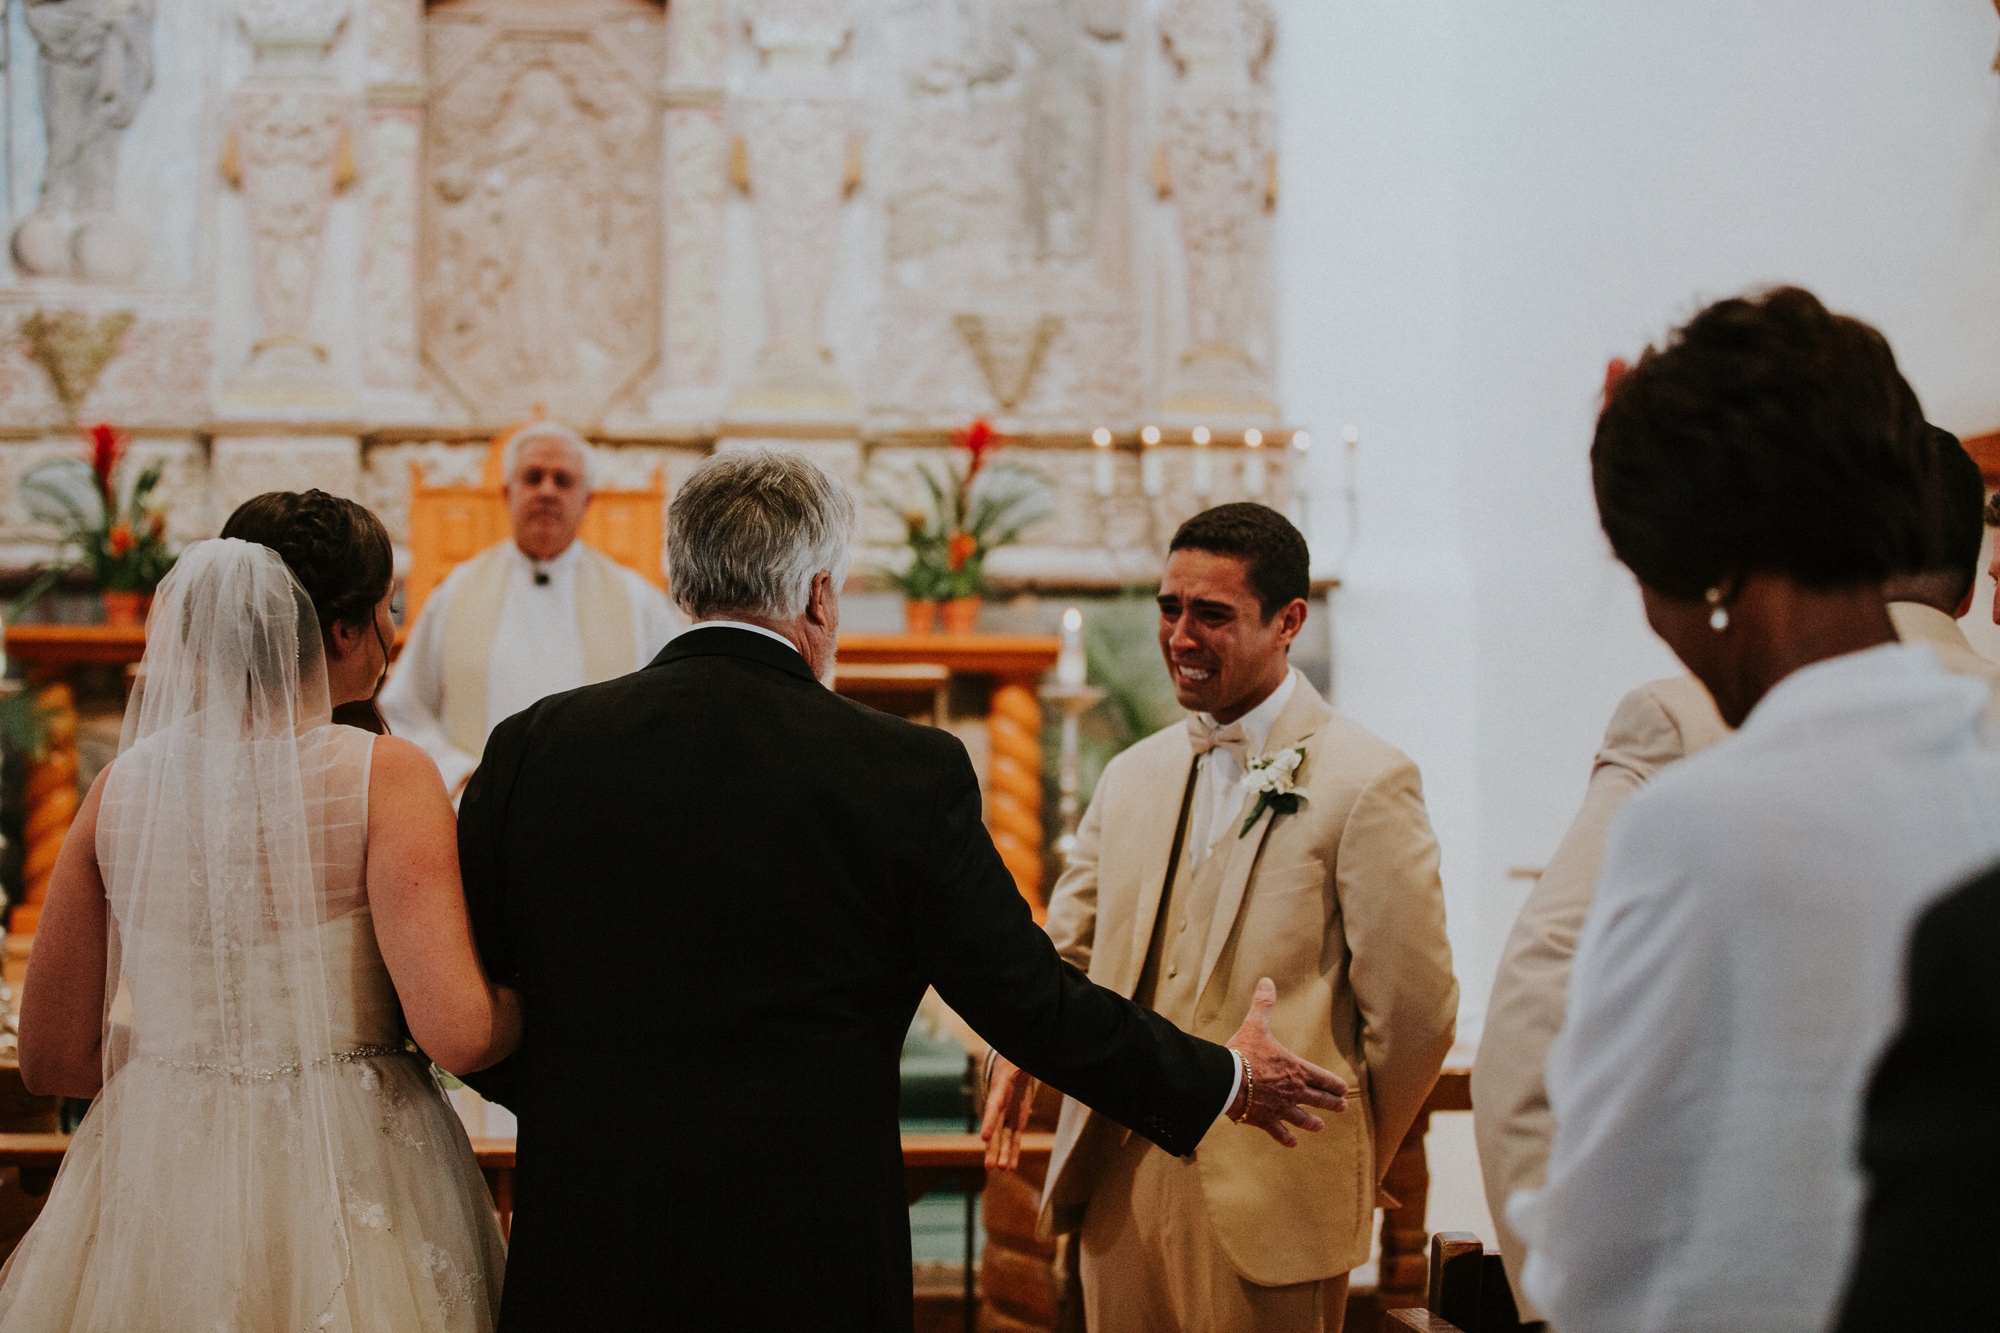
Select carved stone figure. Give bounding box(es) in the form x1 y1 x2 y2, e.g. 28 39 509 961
1157 0 1276 413
11 0 155 283
422 4 663 428
966 0 1104 261
733 0 858 415
658 0 729 401
221 0 356 406
892 0 1106 267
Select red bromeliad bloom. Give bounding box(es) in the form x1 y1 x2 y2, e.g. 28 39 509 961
108 524 133 558
946 530 977 572
954 418 999 479
88 422 120 499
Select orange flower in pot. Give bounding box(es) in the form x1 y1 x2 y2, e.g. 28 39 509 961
873 419 1051 635
14 421 176 626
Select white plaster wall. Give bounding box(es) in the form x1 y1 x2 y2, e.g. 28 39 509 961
1281 0 2000 1245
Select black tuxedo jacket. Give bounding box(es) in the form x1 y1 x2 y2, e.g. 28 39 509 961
459 626 1236 1331
1834 860 2000 1331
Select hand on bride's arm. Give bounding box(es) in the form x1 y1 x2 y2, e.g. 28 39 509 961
979 1053 1037 1170
367 736 520 1078
19 767 113 1099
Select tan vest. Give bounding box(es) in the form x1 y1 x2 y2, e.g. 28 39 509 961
1134 783 1237 1025
440 541 635 757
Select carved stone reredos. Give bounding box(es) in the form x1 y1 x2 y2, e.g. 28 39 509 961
420 0 666 431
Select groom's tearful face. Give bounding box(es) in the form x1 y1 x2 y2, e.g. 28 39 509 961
1156 548 1305 723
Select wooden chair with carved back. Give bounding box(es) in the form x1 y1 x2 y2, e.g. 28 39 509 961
403 415 667 625
1386 1233 1529 1333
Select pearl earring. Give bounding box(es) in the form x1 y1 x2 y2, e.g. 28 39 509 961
1705 587 1729 632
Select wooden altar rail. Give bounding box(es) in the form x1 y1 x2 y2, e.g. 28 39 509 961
0 626 1061 932
0 1073 1470 1314
0 1129 1054 1243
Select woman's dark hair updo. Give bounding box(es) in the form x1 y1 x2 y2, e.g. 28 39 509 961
220 491 394 640
1592 286 1931 599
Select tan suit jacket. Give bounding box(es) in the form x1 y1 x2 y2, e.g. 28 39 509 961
1888 601 2000 687
1472 676 1727 1316
1039 677 1458 1285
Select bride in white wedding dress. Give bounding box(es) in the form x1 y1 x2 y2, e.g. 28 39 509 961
1 495 521 1331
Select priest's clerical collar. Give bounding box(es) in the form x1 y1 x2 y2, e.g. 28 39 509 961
516 541 581 588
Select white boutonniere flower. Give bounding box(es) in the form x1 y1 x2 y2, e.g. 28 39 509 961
1238 746 1307 837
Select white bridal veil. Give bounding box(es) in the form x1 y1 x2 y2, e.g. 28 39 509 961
0 537 504 1331
11 540 377 1327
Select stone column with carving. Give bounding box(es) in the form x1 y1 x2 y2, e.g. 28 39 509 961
732 0 859 418
1156 0 1277 418
220 0 358 410
652 0 729 421
360 0 427 418
11 0 156 283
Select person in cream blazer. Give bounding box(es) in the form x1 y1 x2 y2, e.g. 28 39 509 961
1474 676 1729 1317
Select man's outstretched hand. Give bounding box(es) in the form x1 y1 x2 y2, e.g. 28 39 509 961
1225 977 1348 1147
981 977 1348 1170
980 1053 1036 1171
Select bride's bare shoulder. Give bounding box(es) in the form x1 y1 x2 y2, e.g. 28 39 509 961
365 734 449 803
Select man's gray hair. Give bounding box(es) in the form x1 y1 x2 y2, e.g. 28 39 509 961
502 421 594 489
667 449 855 622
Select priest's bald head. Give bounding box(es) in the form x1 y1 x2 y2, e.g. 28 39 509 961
504 421 594 561
667 449 854 679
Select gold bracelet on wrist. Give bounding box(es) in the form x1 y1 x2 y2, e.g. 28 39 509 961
1229 1051 1253 1123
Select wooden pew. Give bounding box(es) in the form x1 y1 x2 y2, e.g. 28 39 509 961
1386 1233 1526 1333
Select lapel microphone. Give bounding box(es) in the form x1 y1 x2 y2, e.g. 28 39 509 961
533 568 550 587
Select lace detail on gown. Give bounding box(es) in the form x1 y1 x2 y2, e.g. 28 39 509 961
0 725 505 1333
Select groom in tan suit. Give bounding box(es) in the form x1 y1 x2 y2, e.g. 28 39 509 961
985 503 1458 1332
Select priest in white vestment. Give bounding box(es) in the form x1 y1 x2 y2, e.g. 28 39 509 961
381 421 682 801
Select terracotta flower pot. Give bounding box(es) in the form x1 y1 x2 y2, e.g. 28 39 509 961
940 595 982 635
101 591 149 629
903 599 939 635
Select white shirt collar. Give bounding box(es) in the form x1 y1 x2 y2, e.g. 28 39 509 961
513 539 583 581
1739 642 1982 741
687 619 804 659
1198 668 1297 757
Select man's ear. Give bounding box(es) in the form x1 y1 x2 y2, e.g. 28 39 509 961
807 570 838 626
1274 597 1309 647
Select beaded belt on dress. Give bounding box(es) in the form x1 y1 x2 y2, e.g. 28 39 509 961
135 1042 409 1084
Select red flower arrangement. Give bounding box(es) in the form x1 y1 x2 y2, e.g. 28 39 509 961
16 421 176 609
877 418 1052 604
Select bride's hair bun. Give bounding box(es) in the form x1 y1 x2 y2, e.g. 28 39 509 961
220 490 394 642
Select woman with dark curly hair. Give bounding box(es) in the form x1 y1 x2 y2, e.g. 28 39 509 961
4 491 516 1331
1511 288 2000 1333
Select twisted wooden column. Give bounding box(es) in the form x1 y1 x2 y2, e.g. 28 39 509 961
987 679 1046 921
1376 1106 1435 1311
14 683 79 936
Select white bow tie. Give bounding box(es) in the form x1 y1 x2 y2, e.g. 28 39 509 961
1188 716 1248 762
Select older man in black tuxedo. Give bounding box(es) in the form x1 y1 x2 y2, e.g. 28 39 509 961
458 450 1347 1331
